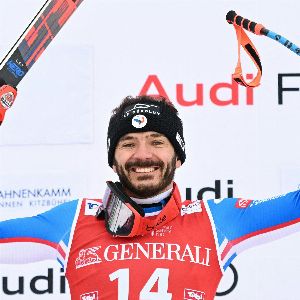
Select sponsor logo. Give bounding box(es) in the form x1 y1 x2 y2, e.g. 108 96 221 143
0 91 15 109
80 291 99 300
123 103 161 118
0 187 72 209
184 288 205 300
186 179 234 201
0 268 66 295
75 247 101 269
151 225 173 237
181 200 202 216
138 73 300 107
250 194 287 207
278 73 300 104
0 188 71 199
15 58 25 67
74 243 211 266
176 132 185 152
146 215 167 232
132 114 147 128
235 198 252 208
6 59 25 78
85 199 100 216
139 74 254 107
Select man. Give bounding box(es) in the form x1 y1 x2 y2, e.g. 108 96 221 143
0 95 299 300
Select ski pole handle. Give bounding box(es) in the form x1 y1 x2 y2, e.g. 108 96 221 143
226 10 267 36
227 10 300 56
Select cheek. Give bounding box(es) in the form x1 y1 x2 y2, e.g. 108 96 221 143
114 150 125 166
113 151 131 172
158 152 176 166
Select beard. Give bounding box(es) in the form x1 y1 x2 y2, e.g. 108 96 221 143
114 155 177 198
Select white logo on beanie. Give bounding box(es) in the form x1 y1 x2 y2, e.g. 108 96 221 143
123 103 160 118
176 132 185 151
132 115 147 128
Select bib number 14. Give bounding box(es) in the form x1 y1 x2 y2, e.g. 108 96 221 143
109 268 172 300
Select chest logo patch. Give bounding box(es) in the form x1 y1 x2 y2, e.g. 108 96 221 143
151 225 173 237
84 199 100 216
181 200 202 216
184 288 205 300
80 291 98 300
75 246 101 269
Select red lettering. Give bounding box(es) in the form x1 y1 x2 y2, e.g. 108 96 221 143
176 83 204 106
139 75 169 99
210 79 239 106
139 74 255 107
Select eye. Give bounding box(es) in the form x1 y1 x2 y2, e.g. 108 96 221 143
121 142 135 148
152 140 164 146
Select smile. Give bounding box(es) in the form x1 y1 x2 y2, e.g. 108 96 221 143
131 167 160 173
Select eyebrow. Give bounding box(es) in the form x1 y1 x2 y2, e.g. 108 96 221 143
149 133 164 138
119 135 135 142
119 133 165 142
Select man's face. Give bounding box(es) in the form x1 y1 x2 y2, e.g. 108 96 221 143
113 131 181 198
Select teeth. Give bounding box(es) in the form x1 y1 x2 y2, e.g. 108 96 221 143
134 167 156 173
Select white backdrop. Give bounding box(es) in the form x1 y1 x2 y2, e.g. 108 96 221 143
0 0 300 299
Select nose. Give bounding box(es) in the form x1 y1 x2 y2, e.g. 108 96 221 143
131 142 153 160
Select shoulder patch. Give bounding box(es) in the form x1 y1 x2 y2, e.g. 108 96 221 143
181 200 202 216
84 199 101 216
235 198 252 208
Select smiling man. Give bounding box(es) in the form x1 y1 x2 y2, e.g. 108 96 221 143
108 96 184 199
0 95 300 300
113 131 180 198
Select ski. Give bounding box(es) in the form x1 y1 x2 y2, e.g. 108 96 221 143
0 0 85 125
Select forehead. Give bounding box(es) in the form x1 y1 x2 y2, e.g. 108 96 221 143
119 131 167 141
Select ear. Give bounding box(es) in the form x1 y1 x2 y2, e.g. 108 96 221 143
175 157 182 169
112 165 117 173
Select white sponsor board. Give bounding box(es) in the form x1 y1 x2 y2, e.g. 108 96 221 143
0 171 88 220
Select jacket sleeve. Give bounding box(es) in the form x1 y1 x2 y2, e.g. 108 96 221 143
205 190 300 271
0 199 80 267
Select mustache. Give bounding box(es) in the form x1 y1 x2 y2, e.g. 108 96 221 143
125 160 164 170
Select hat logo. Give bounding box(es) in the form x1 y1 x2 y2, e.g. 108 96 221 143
123 103 161 118
132 114 147 128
